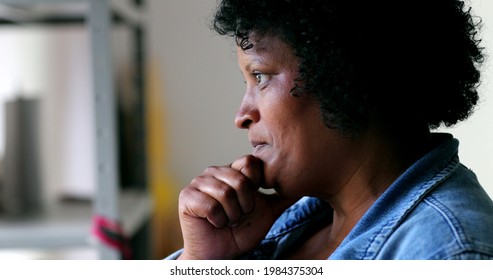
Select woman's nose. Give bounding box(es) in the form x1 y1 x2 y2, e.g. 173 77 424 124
234 94 259 129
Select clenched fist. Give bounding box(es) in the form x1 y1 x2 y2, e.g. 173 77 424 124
177 155 295 259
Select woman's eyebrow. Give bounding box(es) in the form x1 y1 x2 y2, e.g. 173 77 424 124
243 57 268 72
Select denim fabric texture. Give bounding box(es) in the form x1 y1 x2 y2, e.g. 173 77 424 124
167 133 493 260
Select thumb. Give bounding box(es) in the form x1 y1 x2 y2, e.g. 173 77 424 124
255 191 299 220
232 155 298 219
230 155 264 186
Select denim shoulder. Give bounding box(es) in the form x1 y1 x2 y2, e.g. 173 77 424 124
377 164 493 260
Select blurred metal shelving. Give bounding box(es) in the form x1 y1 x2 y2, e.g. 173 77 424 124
0 0 150 259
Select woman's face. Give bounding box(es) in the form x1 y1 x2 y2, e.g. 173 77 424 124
236 35 358 198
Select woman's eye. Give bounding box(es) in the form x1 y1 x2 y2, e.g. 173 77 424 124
254 73 269 85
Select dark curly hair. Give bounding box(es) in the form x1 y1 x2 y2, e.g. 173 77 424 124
212 0 484 136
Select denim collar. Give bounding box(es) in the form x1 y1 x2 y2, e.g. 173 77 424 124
331 133 459 259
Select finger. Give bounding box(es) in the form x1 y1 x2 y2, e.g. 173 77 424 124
230 192 299 234
179 185 229 228
231 155 263 186
203 166 256 214
190 175 243 225
260 193 299 216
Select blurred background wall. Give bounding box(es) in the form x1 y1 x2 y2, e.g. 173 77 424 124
147 0 250 183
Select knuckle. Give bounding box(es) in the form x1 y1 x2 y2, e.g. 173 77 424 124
243 154 257 165
178 186 192 201
217 186 236 201
178 200 188 215
203 166 219 175
189 176 202 186
236 155 259 172
206 200 223 216
238 155 258 170
178 188 193 214
235 175 251 191
230 156 247 170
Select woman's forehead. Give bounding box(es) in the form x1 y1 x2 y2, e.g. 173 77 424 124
238 34 295 61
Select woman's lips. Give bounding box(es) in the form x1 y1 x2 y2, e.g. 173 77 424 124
251 142 267 156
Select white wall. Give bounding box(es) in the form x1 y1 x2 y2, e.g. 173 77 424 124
148 0 250 186
438 0 493 198
149 0 493 198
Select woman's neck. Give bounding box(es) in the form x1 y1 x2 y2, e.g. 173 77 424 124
323 123 432 248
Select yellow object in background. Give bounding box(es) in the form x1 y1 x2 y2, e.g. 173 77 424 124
145 60 182 259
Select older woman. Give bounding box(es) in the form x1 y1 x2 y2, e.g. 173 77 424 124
168 0 493 259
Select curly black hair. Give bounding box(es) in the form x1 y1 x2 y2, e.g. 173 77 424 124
212 0 484 136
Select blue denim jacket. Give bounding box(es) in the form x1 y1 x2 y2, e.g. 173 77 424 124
167 133 493 259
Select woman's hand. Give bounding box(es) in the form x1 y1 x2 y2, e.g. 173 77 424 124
177 155 295 259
